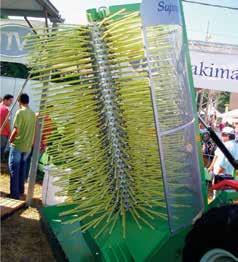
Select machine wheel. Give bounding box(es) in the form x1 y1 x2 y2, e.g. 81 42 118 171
183 205 238 262
200 248 238 262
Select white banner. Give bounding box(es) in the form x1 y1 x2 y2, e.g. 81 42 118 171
190 50 238 93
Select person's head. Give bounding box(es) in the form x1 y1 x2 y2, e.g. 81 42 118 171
221 126 235 142
199 122 205 130
18 93 29 106
203 131 210 142
234 122 238 131
2 94 14 107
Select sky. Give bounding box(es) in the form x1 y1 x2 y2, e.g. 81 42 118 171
50 0 238 45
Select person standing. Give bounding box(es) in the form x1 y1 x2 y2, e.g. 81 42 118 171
0 94 14 160
208 126 238 199
202 131 216 167
9 93 36 199
234 121 238 143
208 126 238 180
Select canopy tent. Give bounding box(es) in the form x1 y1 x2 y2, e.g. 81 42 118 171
1 0 63 205
1 0 63 23
220 109 238 124
0 0 63 64
221 109 238 118
200 109 222 118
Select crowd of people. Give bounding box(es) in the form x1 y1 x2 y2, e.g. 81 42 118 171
1 92 238 200
207 127 238 178
0 93 36 200
200 120 238 197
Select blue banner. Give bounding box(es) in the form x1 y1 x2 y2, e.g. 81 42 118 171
0 24 32 57
141 0 182 27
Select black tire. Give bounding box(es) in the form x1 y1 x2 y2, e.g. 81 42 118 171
183 204 238 262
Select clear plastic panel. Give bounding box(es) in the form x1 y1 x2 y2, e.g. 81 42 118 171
145 25 194 132
161 124 203 231
143 25 203 232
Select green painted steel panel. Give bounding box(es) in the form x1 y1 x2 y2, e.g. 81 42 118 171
41 205 96 262
38 2 233 262
41 205 173 261
87 4 140 22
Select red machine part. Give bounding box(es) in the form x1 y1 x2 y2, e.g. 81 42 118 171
212 180 238 191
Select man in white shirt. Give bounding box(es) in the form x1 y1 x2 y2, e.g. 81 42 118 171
208 126 238 179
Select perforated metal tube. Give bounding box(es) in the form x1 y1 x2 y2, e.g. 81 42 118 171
90 24 132 210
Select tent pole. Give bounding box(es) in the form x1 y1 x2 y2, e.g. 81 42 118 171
24 16 38 35
26 113 44 206
26 19 51 206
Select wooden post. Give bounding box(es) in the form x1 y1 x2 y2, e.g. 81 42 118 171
26 74 50 206
198 89 204 115
26 117 43 205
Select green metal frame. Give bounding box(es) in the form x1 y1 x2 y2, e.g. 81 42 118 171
38 152 49 173
87 0 207 210
87 4 140 22
179 0 208 209
40 2 238 262
42 204 190 262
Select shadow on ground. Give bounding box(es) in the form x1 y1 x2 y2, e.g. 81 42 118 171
1 208 55 262
1 164 55 262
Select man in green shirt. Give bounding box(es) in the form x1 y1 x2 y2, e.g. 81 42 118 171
9 93 36 199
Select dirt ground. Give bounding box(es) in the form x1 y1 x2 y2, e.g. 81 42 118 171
0 163 55 262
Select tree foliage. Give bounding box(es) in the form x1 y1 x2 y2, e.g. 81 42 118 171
217 92 230 113
0 62 29 79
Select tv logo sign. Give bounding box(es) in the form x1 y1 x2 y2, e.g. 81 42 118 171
0 24 33 57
